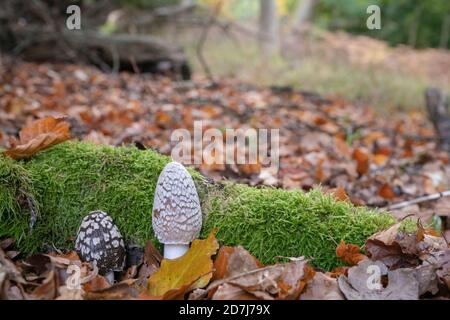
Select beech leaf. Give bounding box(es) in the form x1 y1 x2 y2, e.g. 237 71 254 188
147 231 219 299
4 117 71 160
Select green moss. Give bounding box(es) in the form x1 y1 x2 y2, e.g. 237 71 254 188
202 184 394 270
0 141 396 269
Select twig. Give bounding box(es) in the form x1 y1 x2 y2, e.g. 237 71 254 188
196 1 222 84
385 190 450 211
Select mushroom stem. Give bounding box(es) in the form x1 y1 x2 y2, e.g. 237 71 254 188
105 271 114 284
164 244 189 259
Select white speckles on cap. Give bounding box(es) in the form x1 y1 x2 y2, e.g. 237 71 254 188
152 162 202 245
75 210 126 275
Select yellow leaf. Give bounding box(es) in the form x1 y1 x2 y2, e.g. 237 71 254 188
147 231 219 299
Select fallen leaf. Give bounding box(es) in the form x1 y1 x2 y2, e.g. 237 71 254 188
301 272 344 300
84 280 141 300
338 259 440 300
336 240 367 266
83 275 111 292
4 117 71 159
208 256 313 300
330 186 349 202
378 183 396 200
364 223 419 268
147 231 219 299
29 270 58 300
352 148 369 175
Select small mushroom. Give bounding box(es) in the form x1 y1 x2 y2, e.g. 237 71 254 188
75 210 126 283
152 162 202 259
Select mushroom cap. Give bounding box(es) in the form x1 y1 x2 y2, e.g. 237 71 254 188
152 162 202 245
75 211 126 275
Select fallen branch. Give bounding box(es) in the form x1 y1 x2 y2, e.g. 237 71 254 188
195 1 222 83
385 190 450 211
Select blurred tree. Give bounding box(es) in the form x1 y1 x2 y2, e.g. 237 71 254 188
313 0 450 49
259 0 280 56
119 0 181 9
293 0 316 29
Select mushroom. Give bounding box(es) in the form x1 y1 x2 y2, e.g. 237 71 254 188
152 162 202 259
75 210 126 283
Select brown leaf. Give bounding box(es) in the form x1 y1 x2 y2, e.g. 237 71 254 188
136 241 162 282
83 275 111 292
378 183 396 200
212 246 235 281
365 223 420 269
327 266 350 278
352 148 369 175
336 240 367 266
209 257 313 300
4 117 71 159
330 186 349 202
212 283 263 300
29 270 58 300
301 272 344 300
338 259 440 300
84 280 141 300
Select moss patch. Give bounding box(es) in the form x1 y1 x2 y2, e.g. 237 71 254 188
0 141 396 269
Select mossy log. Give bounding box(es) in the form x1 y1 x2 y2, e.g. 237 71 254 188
0 141 395 269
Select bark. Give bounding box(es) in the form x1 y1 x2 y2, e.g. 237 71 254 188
2 26 191 79
293 0 316 30
259 0 279 56
440 13 450 49
425 87 450 152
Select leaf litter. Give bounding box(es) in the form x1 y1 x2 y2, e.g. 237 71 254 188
0 57 450 299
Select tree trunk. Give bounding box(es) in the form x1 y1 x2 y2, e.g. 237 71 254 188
425 87 450 152
259 0 279 56
408 3 423 48
293 0 316 30
440 13 450 49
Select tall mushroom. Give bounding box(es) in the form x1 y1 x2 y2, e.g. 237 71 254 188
75 210 126 283
152 162 202 259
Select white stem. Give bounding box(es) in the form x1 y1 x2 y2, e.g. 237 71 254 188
164 244 189 259
105 271 114 284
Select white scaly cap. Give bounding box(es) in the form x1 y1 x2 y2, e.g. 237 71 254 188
152 162 202 259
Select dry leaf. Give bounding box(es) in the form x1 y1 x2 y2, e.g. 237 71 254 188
4 117 71 159
209 255 313 300
330 186 349 202
365 223 423 269
338 259 440 300
29 270 58 300
84 280 141 300
147 231 219 299
352 148 369 175
336 240 367 266
378 183 396 200
301 272 344 300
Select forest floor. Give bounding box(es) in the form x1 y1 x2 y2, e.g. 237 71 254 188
1 54 449 234
0 50 449 299
180 26 450 111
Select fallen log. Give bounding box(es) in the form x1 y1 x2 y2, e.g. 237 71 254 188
0 141 396 270
2 26 191 79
